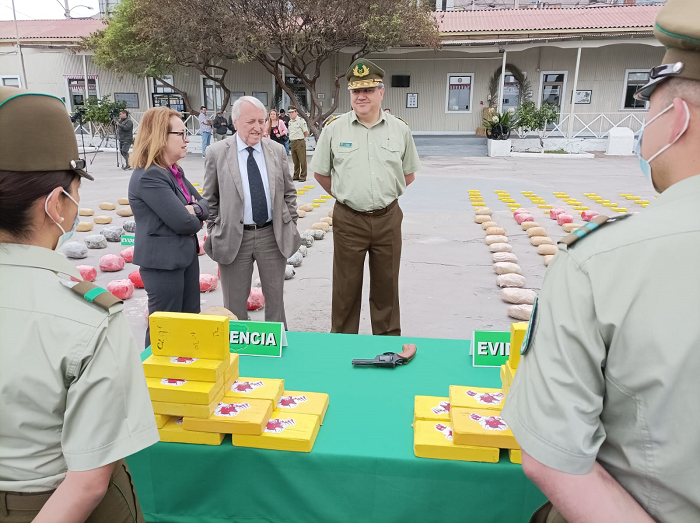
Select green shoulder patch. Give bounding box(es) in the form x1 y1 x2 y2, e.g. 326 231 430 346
558 213 633 248
323 115 340 127
396 116 409 126
70 281 122 311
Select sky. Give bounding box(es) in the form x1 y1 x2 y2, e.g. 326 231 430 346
0 0 100 20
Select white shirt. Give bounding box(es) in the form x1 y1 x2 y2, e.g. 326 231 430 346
198 112 212 133
236 134 272 225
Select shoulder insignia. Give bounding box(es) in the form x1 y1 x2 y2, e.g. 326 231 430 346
70 281 123 311
323 115 340 128
396 116 409 126
558 213 633 247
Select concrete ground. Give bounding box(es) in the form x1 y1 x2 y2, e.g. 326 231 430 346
69 139 654 344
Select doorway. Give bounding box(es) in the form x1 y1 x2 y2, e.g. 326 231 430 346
539 71 567 130
282 75 308 112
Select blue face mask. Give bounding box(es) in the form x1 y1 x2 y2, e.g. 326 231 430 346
635 101 690 184
45 189 80 250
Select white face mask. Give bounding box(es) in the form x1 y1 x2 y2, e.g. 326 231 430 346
45 189 80 250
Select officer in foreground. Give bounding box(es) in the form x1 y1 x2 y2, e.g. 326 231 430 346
0 86 158 522
310 59 420 336
501 1 700 521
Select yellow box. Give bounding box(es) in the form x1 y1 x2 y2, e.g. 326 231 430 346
147 377 223 405
509 322 528 369
449 386 504 412
149 312 229 360
603 202 617 207
276 391 329 424
154 413 170 429
321 194 333 198
451 408 519 449
304 185 315 189
472 202 486 207
313 199 323 203
151 395 221 419
413 421 499 463
614 208 628 213
312 204 320 207
158 417 224 446
183 398 273 435
231 412 320 453
501 199 515 203
538 204 552 209
505 360 516 386
225 377 284 405
500 365 510 396
619 193 631 197
143 354 229 382
413 395 452 423
509 449 522 464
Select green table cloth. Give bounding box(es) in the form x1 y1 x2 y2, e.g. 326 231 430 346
128 332 545 522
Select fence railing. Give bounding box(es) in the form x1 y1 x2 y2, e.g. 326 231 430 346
514 112 647 139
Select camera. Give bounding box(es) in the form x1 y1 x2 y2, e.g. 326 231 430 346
70 107 86 123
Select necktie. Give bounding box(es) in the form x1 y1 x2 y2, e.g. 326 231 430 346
246 146 268 227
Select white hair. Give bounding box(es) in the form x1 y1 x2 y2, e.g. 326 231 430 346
231 96 267 122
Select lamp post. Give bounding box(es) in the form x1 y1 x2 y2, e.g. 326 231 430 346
57 0 95 19
10 0 28 89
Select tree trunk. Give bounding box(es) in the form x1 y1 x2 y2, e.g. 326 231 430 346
155 76 195 115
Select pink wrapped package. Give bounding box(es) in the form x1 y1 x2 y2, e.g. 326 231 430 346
199 274 218 292
514 213 534 225
71 265 97 282
581 210 600 222
99 254 125 272
549 208 565 220
128 270 144 288
557 213 573 225
198 240 205 256
247 287 265 311
120 246 134 263
107 279 135 300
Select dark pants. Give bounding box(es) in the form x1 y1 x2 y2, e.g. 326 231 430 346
530 502 568 523
119 139 132 167
140 246 200 348
0 460 144 523
331 200 402 336
290 139 307 181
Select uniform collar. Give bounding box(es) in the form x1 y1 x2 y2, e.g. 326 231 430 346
0 243 81 279
654 173 700 206
236 134 262 154
350 109 387 127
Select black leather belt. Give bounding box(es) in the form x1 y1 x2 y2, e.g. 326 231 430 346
243 221 273 231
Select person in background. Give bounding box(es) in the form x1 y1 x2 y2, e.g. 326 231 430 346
228 113 237 136
501 2 700 521
0 86 158 523
265 109 288 148
198 105 213 157
117 109 133 170
203 96 300 326
213 110 229 142
129 107 209 348
384 108 391 114
287 106 309 181
279 109 291 155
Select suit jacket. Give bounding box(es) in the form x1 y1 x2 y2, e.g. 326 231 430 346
202 135 301 264
128 164 209 271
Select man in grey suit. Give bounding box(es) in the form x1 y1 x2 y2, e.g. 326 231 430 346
203 96 301 325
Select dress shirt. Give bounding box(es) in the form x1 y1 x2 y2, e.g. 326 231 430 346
236 134 272 225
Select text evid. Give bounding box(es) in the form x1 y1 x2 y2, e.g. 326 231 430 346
476 342 510 357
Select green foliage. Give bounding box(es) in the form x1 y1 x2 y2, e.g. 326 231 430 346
516 101 559 133
78 96 126 125
487 64 532 109
482 110 519 140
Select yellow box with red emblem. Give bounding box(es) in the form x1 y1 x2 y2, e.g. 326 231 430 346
182 398 273 435
275 391 329 424
151 395 221 419
448 386 505 413
231 412 320 453
451 407 519 449
147 376 224 405
143 353 237 382
413 420 499 463
224 377 284 405
413 396 451 424
158 417 224 446
148 311 230 360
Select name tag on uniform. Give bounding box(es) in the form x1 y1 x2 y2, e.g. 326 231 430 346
339 142 353 147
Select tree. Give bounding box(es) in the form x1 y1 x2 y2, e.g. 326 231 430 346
516 101 560 150
217 0 441 139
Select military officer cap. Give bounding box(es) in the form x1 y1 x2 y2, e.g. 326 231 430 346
635 0 700 101
0 86 93 180
346 59 385 90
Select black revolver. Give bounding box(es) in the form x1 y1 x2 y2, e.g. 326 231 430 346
352 344 417 368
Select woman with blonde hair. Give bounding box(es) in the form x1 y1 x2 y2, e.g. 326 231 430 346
265 108 288 146
128 107 209 347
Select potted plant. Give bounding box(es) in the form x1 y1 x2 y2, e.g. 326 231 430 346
483 109 518 157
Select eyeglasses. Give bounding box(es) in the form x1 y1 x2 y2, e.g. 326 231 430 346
168 131 188 141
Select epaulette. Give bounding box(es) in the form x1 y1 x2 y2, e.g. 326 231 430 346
69 281 123 311
558 213 633 247
323 115 340 128
396 116 409 126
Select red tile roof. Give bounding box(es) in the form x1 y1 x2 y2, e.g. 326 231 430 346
436 5 661 33
0 19 105 41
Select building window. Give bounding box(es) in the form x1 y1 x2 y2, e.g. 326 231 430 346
502 73 520 111
153 75 174 94
202 77 224 111
445 74 473 113
623 70 650 109
1 76 21 88
67 77 98 107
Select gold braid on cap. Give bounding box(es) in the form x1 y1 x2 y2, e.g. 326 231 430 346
348 78 382 90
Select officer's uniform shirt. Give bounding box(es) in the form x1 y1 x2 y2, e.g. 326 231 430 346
501 174 700 522
310 110 421 212
0 244 159 493
287 117 308 141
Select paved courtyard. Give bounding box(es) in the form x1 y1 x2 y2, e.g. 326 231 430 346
71 139 654 344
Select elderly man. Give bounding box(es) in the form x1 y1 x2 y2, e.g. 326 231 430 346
203 96 301 325
310 59 420 336
501 1 700 522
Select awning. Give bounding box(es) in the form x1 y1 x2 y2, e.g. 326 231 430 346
64 74 98 79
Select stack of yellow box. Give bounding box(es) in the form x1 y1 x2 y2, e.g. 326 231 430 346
413 322 528 464
143 312 329 452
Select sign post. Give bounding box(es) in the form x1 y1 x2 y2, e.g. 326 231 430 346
472 330 511 367
229 320 287 358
